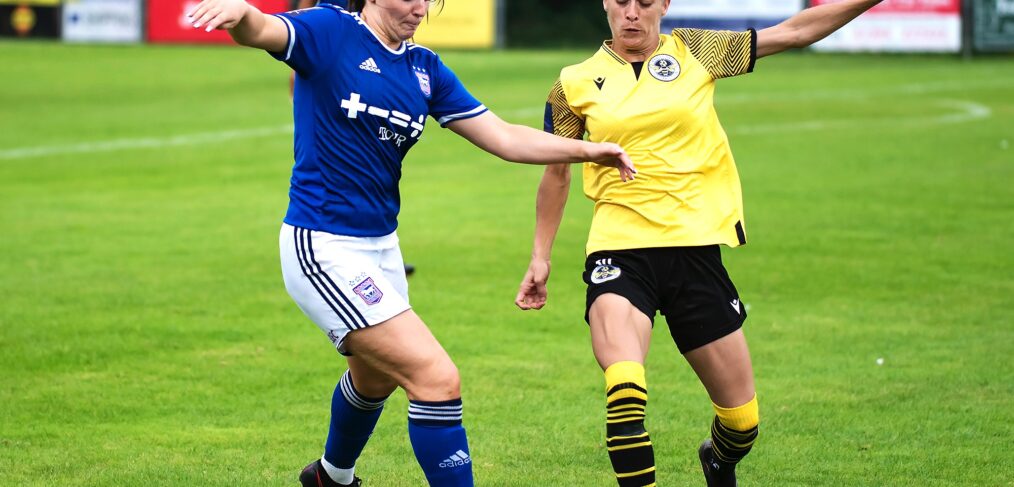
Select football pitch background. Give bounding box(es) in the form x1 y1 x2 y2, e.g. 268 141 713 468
1 42 1012 486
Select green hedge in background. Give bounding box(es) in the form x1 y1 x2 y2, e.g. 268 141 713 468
505 0 611 48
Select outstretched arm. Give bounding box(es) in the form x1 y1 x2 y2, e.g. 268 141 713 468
187 0 288 51
757 0 882 58
447 111 636 181
516 163 571 310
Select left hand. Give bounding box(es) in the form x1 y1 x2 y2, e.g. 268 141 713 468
515 259 551 310
586 142 637 182
187 0 250 32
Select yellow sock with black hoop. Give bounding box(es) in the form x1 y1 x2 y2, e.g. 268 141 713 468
710 395 759 466
604 361 655 487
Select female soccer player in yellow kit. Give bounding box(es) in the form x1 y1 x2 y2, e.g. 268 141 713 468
516 0 884 485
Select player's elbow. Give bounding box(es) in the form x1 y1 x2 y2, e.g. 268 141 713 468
796 29 825 49
488 135 519 162
491 124 533 162
776 25 810 50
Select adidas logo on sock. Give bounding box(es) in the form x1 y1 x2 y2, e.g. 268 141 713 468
438 450 471 468
359 57 381 74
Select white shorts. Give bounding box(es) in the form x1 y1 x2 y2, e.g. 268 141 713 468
279 223 411 355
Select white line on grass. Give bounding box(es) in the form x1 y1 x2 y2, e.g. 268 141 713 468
717 78 1013 103
728 99 991 136
1 77 1002 161
0 125 293 161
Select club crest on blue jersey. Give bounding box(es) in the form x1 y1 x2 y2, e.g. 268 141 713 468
413 66 431 98
648 54 681 82
353 277 384 305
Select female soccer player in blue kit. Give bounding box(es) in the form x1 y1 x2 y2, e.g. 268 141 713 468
185 0 636 486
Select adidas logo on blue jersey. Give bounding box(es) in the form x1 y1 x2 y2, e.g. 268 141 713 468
359 57 381 74
438 450 471 468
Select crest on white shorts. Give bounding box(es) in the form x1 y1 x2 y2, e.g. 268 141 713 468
353 277 384 305
590 258 622 284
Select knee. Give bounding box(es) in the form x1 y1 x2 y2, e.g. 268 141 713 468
405 357 461 401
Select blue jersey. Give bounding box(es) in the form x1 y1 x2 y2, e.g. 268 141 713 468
271 5 486 236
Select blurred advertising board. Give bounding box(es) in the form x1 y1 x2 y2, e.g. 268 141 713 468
973 0 1014 51
811 0 962 52
0 0 59 4
663 0 804 31
147 0 287 44
412 0 495 48
62 0 142 43
0 2 60 38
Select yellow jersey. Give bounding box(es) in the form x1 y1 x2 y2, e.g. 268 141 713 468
545 29 757 255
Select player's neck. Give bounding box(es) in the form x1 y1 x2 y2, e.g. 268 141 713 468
360 11 403 50
611 33 661 63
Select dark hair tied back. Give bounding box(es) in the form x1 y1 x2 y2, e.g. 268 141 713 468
346 0 443 13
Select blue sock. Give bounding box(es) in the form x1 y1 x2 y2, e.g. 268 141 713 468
323 370 388 471
407 398 473 487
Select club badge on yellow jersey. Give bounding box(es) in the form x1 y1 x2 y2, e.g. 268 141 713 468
647 54 680 81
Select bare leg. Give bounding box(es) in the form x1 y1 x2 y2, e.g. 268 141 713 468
345 355 398 399
682 329 755 407
685 329 758 486
588 293 653 368
343 309 472 485
315 338 401 485
344 309 459 401
588 293 656 487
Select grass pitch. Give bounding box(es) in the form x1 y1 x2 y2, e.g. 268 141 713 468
1 42 1012 486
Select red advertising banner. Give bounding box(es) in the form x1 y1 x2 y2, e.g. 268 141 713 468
811 0 959 13
147 0 287 44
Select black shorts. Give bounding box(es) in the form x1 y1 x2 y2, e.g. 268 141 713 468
583 246 746 354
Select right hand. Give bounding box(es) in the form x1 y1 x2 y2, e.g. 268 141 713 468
187 0 250 32
515 259 551 310
586 142 636 182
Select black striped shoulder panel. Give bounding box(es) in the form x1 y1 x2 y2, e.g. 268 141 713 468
546 79 585 140
671 28 757 80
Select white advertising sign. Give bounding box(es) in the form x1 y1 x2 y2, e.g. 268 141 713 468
665 0 805 19
812 15 961 52
62 0 142 43
811 0 962 52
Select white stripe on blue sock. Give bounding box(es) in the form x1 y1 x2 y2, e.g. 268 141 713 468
339 370 387 411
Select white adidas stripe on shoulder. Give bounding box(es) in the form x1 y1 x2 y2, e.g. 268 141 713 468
437 105 488 126
274 15 296 61
407 43 435 54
